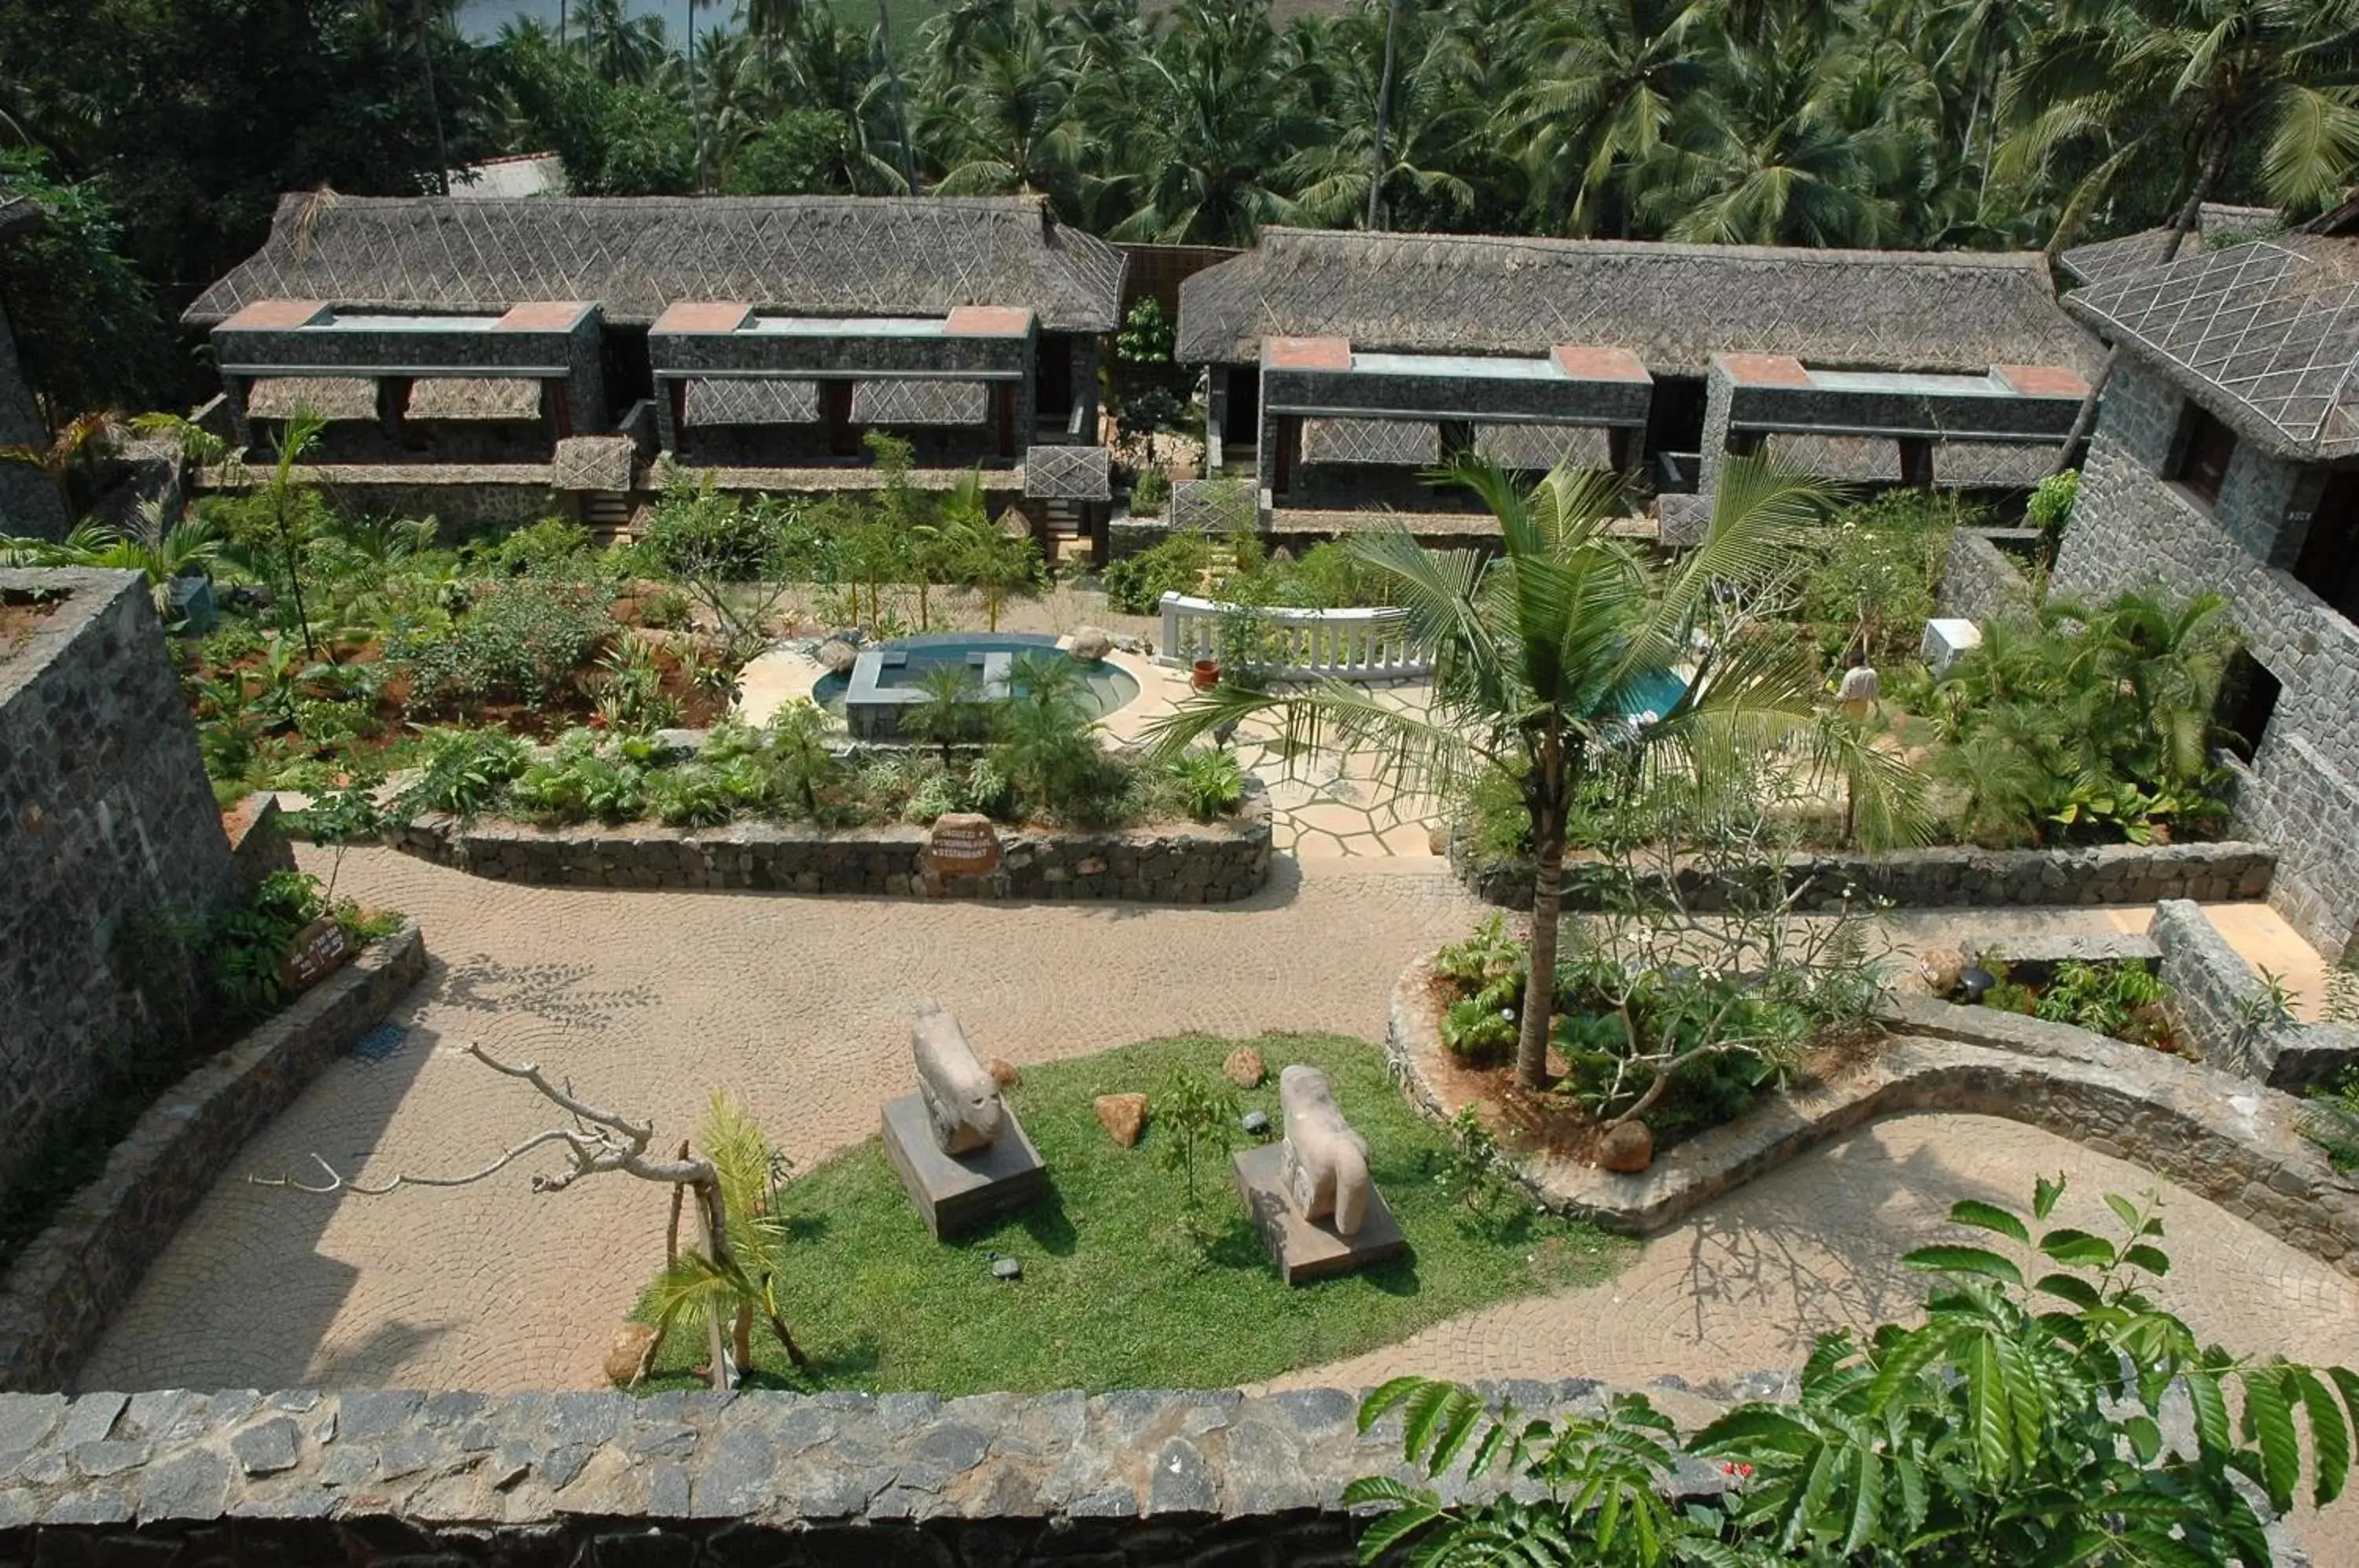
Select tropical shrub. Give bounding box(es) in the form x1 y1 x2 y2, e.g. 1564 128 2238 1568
393 577 613 713
395 728 534 817
1102 528 1228 614
1352 1179 2359 1565
1166 748 1245 823
1795 490 1965 668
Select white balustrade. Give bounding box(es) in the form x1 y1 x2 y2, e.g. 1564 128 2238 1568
1155 592 1432 682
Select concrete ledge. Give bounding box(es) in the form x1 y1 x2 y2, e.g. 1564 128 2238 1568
0 923 427 1393
1386 957 2359 1267
1452 835 2276 913
387 800 1274 905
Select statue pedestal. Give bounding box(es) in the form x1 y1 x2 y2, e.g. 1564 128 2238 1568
1231 1143 1407 1285
881 1095 1048 1241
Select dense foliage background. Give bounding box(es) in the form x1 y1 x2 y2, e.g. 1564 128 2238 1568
2 0 2353 421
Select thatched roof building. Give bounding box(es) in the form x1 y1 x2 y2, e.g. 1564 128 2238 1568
184 193 1127 333
2065 226 2359 462
1176 228 2101 376
2057 204 2284 288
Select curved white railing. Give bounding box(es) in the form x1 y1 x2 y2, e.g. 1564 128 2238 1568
1156 592 1432 681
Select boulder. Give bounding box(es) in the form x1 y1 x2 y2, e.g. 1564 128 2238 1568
986 1056 1021 1089
1598 1121 1654 1174
1916 947 1964 997
1224 1047 1267 1089
603 1322 659 1386
1069 626 1115 662
1095 1092 1149 1148
816 639 859 675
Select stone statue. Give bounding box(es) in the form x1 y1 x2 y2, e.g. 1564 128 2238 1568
1279 1065 1371 1236
913 1002 1005 1156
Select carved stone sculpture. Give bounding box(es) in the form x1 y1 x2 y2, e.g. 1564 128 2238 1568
1279 1065 1371 1236
913 1002 1006 1156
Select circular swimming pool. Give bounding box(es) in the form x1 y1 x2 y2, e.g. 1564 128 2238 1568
812 631 1142 720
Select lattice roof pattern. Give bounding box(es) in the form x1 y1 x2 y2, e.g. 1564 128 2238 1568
186 195 1127 333
686 378 818 425
1935 440 2060 487
553 436 635 491
1179 229 2101 376
1475 423 1611 471
407 377 542 421
1024 444 1111 500
1171 479 1259 532
852 380 988 425
1764 432 1902 481
2057 205 2283 288
1302 417 1437 466
246 377 376 421
2066 236 2359 459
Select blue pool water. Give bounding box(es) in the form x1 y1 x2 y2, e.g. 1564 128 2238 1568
1621 669 1688 723
813 632 1141 719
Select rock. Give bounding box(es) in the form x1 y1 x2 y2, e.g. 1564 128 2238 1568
1598 1121 1654 1174
1069 626 1114 661
1095 1092 1149 1148
815 639 859 675
1917 947 1964 996
986 1056 1021 1088
603 1323 659 1386
1223 1047 1266 1089
1428 823 1451 856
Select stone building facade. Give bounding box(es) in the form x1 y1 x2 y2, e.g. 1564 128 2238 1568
0 569 241 1190
2053 223 2359 959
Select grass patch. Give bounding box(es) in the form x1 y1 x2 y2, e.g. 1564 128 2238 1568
641 1032 1632 1393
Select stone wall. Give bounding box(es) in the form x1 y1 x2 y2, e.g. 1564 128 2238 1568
1936 528 2037 622
0 569 241 1191
1452 834 2274 913
197 476 565 542
2053 359 2359 959
0 924 425 1394
0 1379 1752 1563
2152 899 2359 1091
389 793 1273 904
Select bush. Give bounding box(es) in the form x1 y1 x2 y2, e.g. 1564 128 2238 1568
1166 748 1245 823
1102 528 1224 614
1130 467 1171 516
506 729 653 824
2029 467 2079 539
1798 491 1963 668
394 578 612 713
640 481 815 581
396 728 534 817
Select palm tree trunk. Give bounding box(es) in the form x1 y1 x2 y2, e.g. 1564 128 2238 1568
1515 727 1569 1090
1367 0 1401 231
2049 119 2235 475
415 0 451 196
878 2 918 194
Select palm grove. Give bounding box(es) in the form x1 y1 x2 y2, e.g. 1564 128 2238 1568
4 0 2358 423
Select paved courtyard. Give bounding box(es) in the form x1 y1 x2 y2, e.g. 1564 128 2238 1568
77 851 2359 1555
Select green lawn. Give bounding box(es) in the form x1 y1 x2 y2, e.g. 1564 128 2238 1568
643 1032 1631 1393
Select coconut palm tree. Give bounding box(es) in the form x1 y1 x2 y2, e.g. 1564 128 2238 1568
1503 0 1715 237
1143 454 1923 1090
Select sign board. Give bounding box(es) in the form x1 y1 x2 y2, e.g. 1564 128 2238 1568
277 916 354 995
926 813 1003 877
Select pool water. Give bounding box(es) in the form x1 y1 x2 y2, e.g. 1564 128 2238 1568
1620 669 1688 723
812 632 1142 719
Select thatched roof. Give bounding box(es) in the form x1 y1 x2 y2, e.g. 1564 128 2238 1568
2058 205 2284 288
1177 228 2101 376
186 194 1127 333
2064 233 2359 460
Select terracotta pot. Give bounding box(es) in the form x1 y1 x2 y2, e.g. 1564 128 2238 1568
1191 658 1221 691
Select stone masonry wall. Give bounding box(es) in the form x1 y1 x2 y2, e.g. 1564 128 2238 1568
2152 899 2359 1091
1452 834 2273 914
1937 528 2037 622
2053 359 2359 959
0 569 241 1191
388 793 1274 904
0 925 426 1395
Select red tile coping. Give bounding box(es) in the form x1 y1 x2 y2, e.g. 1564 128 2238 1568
220 300 329 331
1716 352 1811 388
1263 336 1353 370
1992 363 2092 399
495 301 594 331
651 301 754 334
945 304 1035 337
1551 344 1651 383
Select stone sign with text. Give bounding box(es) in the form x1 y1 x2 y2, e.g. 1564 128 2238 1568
277 916 353 995
926 813 1003 878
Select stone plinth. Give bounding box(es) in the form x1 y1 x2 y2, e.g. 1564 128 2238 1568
1921 617 1982 675
880 1094 1048 1241
1231 1143 1406 1285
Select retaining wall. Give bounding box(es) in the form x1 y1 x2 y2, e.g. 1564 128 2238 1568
0 569 243 1191
2153 899 2359 1091
1935 528 2039 622
1452 834 2275 913
388 796 1273 904
0 924 426 1393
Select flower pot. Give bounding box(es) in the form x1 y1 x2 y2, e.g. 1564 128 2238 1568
1191 658 1221 691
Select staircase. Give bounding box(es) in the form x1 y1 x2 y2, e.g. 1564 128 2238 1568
583 491 632 543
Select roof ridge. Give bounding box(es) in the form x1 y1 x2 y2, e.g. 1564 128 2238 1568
1255 226 2047 271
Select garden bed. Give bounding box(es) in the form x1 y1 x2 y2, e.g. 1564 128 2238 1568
638 1033 1627 1393
386 783 1274 903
